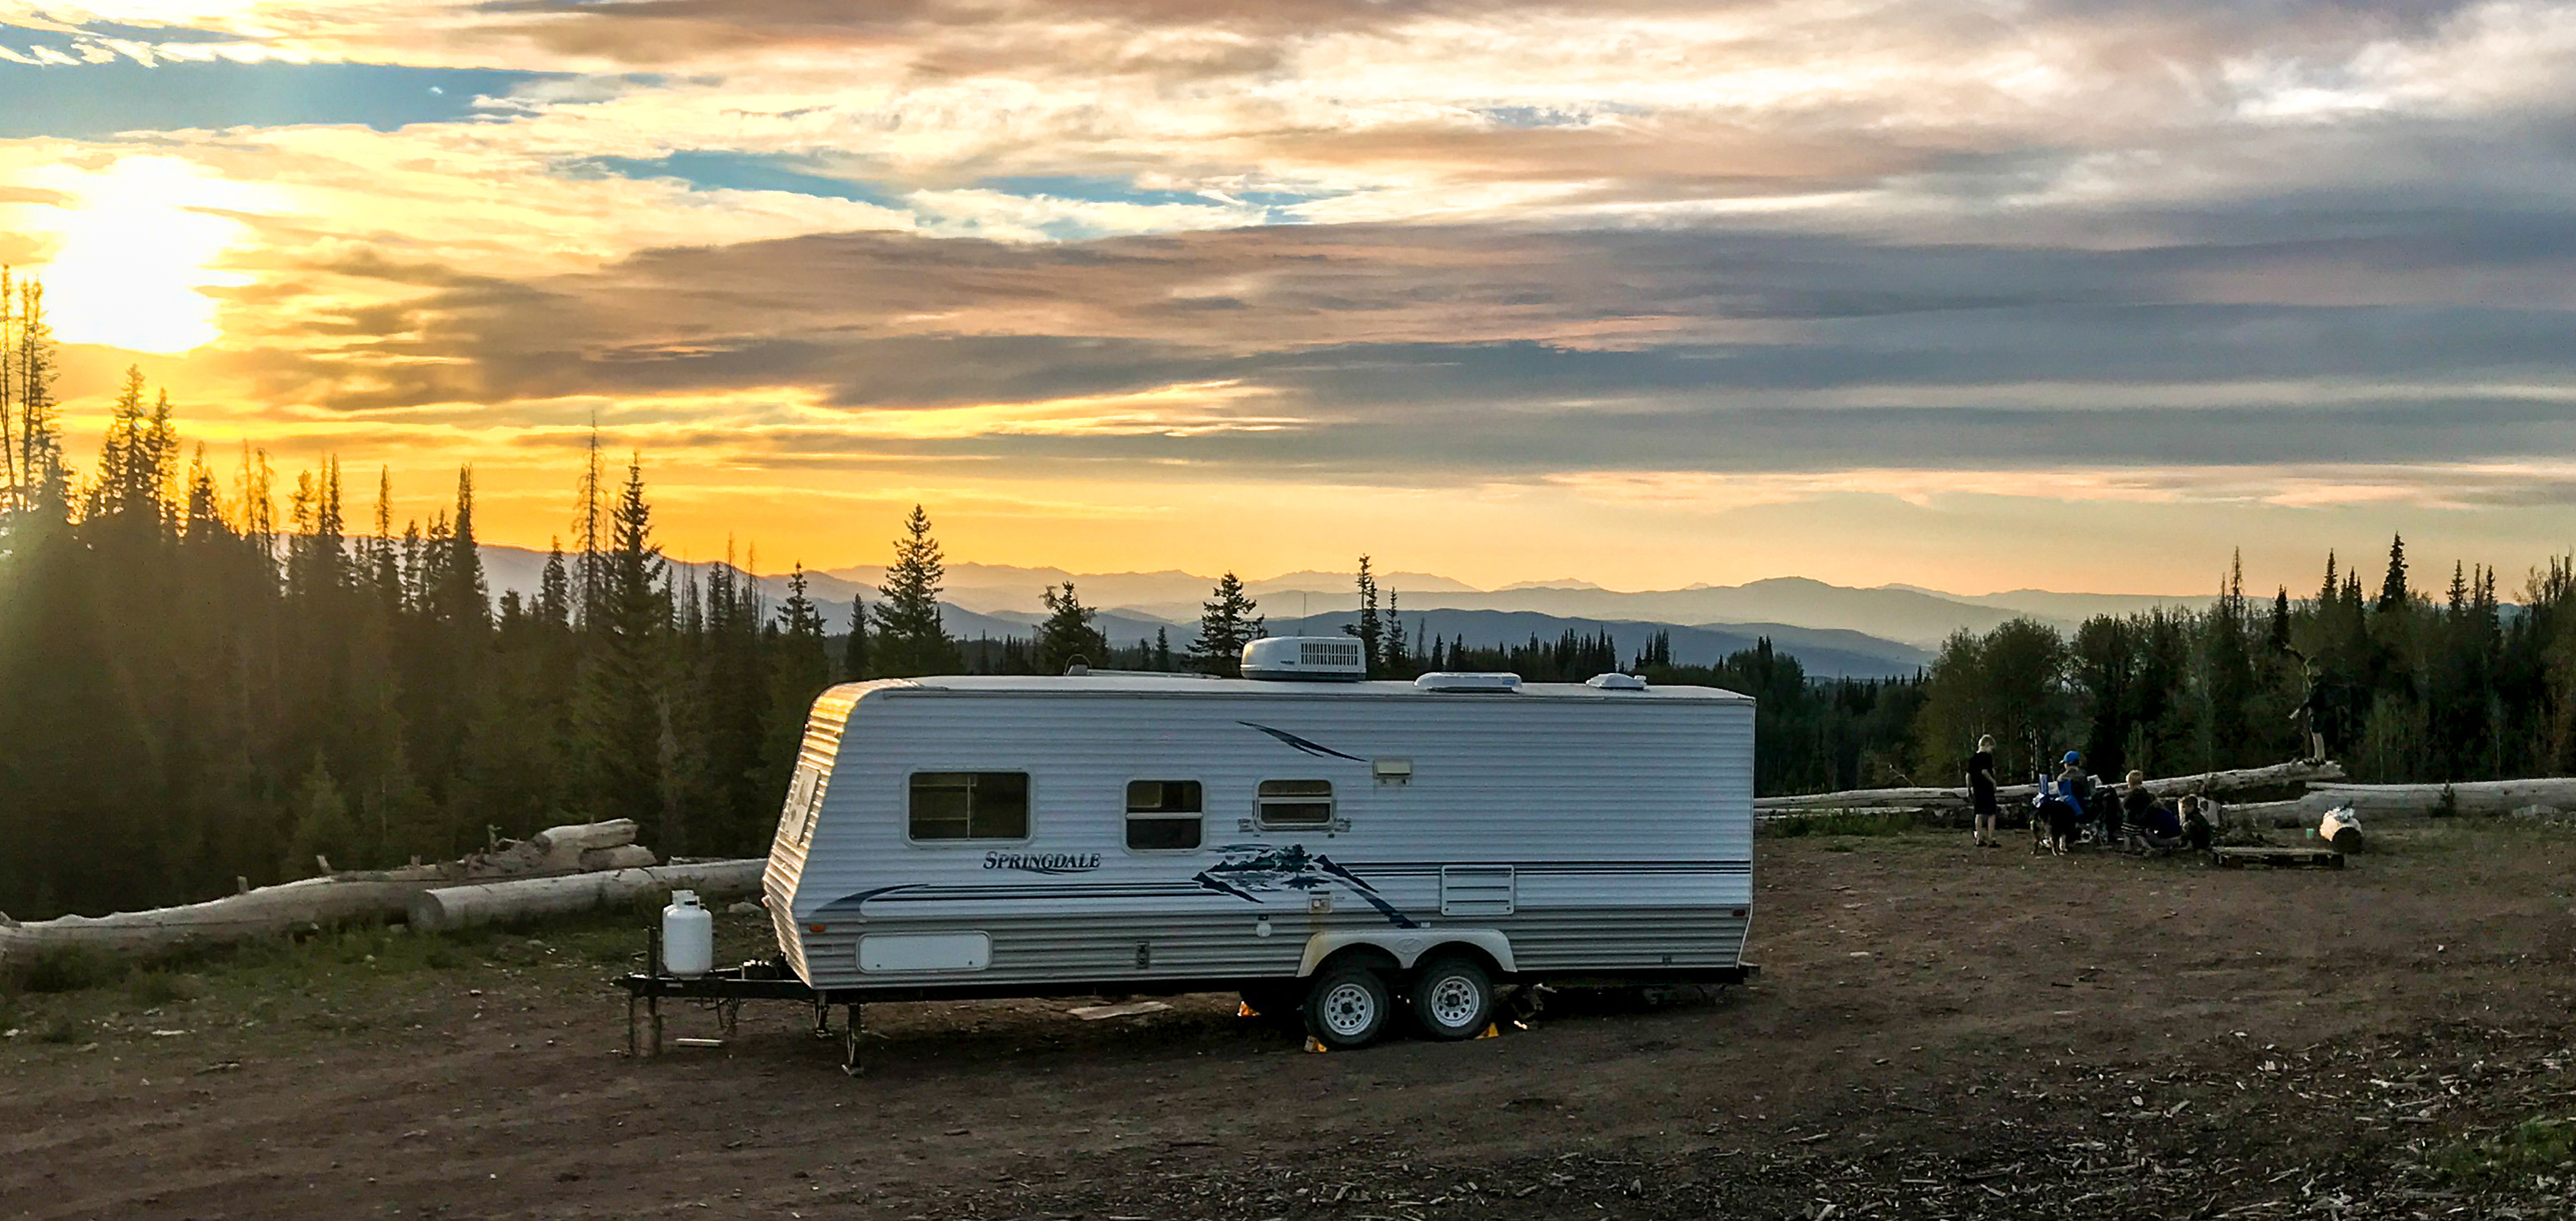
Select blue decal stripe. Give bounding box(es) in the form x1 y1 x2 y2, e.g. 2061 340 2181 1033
1236 721 1367 763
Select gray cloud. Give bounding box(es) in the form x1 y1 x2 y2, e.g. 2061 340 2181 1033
240 190 2576 482
79 0 2566 504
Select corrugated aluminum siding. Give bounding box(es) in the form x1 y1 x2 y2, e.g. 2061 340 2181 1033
775 681 1753 991
761 681 876 981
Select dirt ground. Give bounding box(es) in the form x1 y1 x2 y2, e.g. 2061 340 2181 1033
7 824 2575 1220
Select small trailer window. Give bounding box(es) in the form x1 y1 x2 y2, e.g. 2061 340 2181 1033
1125 780 1204 851
1256 779 1335 828
909 772 1031 841
782 764 829 847
797 765 829 847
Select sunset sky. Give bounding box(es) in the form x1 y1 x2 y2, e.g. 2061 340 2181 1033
5 1 2572 595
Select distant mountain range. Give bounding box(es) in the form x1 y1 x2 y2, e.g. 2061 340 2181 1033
477 546 2217 680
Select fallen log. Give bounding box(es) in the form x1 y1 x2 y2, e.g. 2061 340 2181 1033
536 820 641 859
1757 786 1972 814
407 860 766 932
2302 778 2576 817
1755 759 2347 816
0 820 654 969
2216 798 2318 828
577 845 659 872
2205 778 2576 827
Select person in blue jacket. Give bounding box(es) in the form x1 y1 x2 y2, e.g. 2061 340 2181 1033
2034 752 2086 855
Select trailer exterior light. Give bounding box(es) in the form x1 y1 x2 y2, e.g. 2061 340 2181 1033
807 924 828 934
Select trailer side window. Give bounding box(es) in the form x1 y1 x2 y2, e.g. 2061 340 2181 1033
1125 780 1204 851
909 772 1030 841
1256 779 1335 829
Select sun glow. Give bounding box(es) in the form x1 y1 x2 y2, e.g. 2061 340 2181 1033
22 156 273 355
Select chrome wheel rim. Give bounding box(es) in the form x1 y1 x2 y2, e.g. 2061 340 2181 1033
1320 981 1377 1037
1426 974 1482 1028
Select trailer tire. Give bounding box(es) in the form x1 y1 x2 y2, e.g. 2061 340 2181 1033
1302 961 1394 1049
1407 955 1494 1040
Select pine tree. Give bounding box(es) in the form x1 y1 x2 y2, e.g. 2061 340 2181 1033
538 539 571 628
573 424 607 629
575 457 675 846
1187 571 1264 676
285 458 348 601
370 467 401 613
841 592 871 680
398 519 422 611
872 505 959 677
1380 587 1407 675
86 365 151 522
145 389 178 525
284 754 358 877
772 564 815 634
755 562 835 828
1343 555 1382 673
2377 534 2410 613
1153 626 1172 672
12 277 64 513
0 265 17 504
182 445 225 539
1035 581 1110 674
430 467 489 631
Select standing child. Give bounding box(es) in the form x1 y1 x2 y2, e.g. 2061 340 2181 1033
2118 770 2155 848
1968 735 2000 848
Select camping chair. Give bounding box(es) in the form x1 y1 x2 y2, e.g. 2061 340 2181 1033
2030 779 2080 854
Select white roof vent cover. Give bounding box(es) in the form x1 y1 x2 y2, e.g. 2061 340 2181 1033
1414 671 1522 693
1586 673 1649 690
1241 636 1368 681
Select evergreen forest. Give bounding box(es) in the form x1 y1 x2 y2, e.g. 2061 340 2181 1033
4 276 2572 919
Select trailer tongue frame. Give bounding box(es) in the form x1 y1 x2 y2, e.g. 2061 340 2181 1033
615 927 1757 1076
615 928 869 1073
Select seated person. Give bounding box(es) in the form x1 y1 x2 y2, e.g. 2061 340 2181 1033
2033 774 2080 856
2182 795 2216 851
2057 752 2094 804
2140 793 2188 853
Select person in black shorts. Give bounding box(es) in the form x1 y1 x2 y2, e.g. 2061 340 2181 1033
1968 735 2000 847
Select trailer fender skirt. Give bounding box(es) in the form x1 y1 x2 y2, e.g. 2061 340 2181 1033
1298 928 1515 977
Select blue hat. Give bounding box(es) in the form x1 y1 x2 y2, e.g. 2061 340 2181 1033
2061 751 2082 765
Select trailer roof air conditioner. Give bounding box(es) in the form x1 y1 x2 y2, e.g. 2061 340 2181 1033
1240 636 1368 681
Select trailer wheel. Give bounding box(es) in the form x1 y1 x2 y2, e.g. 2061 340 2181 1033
1303 962 1394 1049
1408 956 1494 1040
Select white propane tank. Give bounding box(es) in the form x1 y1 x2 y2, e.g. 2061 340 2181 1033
661 890 714 978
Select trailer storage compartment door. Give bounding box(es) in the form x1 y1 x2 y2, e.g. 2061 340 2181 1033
1439 866 1515 916
860 932 992 973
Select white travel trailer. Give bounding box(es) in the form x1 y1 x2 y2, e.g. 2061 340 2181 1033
760 639 1754 1049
